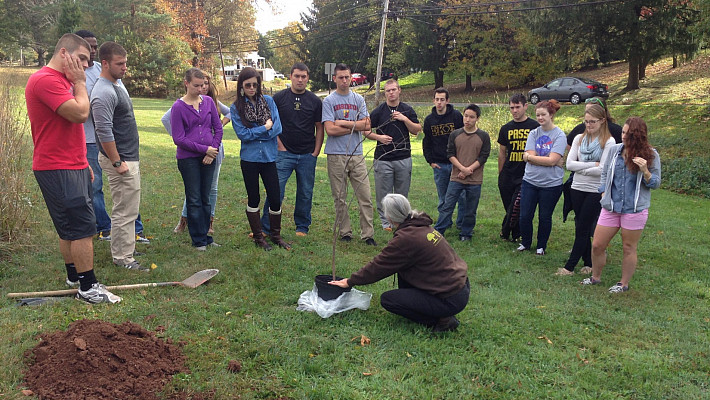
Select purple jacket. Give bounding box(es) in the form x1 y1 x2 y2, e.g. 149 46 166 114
170 95 223 159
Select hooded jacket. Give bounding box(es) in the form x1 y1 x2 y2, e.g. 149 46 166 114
422 104 464 165
347 213 468 298
599 143 661 213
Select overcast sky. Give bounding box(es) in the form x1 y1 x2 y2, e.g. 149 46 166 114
255 0 312 34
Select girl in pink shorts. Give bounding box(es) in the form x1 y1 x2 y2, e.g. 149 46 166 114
580 117 661 293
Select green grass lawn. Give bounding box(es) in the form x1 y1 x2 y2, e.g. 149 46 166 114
1 94 709 399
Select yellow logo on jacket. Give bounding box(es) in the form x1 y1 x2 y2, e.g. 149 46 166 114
427 230 443 245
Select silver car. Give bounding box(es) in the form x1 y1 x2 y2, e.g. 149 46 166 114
528 77 609 105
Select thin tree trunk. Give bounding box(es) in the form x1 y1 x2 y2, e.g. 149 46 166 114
434 70 444 89
464 74 473 92
626 53 640 90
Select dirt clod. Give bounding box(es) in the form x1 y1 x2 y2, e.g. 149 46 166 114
227 360 242 373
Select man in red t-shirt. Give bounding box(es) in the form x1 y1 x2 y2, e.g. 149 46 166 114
25 33 121 304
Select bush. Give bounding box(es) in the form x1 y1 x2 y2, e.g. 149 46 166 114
662 156 710 198
0 72 32 257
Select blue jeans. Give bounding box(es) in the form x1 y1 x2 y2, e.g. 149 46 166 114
433 163 466 230
177 157 215 247
434 181 481 238
262 151 318 234
182 154 222 218
519 180 563 251
87 143 144 234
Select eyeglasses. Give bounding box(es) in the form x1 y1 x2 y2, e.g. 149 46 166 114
585 97 605 108
584 119 601 125
244 82 259 89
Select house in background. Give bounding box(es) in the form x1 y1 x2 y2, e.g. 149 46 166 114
223 51 282 82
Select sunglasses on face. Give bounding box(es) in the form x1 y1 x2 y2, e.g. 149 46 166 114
244 82 259 89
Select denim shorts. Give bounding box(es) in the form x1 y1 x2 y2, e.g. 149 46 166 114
597 208 648 230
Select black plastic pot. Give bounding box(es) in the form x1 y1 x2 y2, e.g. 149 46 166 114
314 274 351 301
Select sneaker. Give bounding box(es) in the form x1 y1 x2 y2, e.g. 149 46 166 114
433 316 460 332
459 236 471 242
516 244 528 252
98 230 111 241
295 232 307 237
195 245 207 251
580 277 601 285
75 283 122 304
209 242 221 247
364 238 377 246
66 278 80 288
340 235 352 242
536 248 545 256
555 268 575 276
136 232 150 244
579 266 593 275
113 259 150 272
608 282 629 293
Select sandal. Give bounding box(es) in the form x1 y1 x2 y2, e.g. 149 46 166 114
555 268 575 276
579 266 593 275
580 277 601 285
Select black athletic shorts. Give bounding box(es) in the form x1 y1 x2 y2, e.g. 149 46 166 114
34 168 96 240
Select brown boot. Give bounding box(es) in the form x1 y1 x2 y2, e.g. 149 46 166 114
173 216 187 233
208 216 214 234
246 210 272 251
268 211 291 250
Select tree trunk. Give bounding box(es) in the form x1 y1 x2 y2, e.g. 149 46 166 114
626 53 640 90
464 74 473 92
434 70 444 89
36 49 46 67
673 55 678 68
639 56 649 81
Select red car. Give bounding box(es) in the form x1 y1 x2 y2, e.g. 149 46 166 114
350 73 368 86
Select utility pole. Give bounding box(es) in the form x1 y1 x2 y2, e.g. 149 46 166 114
216 33 228 92
374 0 390 106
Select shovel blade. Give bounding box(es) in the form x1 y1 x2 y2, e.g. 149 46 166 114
181 269 220 288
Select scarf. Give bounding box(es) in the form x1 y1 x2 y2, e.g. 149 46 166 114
579 135 602 162
244 95 271 126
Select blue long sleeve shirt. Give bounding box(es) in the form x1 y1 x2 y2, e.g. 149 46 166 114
230 95 282 163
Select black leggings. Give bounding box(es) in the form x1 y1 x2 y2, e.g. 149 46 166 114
380 275 470 326
564 188 602 271
240 160 281 211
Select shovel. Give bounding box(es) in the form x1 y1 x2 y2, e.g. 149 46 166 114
6 269 220 298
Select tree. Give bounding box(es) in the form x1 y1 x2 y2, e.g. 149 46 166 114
3 0 61 66
302 0 379 89
266 22 307 75
55 0 82 39
257 32 274 61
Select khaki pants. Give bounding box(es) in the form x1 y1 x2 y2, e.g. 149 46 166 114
99 153 140 263
326 154 374 240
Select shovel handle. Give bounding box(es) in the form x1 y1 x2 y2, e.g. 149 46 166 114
6 282 182 298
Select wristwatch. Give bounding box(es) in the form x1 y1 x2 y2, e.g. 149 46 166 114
112 160 123 168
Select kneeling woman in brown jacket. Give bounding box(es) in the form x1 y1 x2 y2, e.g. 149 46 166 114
329 193 470 332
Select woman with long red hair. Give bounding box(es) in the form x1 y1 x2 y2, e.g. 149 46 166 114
581 117 661 293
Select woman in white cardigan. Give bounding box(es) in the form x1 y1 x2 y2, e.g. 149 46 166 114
556 104 615 276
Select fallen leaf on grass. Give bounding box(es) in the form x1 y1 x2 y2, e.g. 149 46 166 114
351 335 371 346
21 389 34 396
362 372 373 376
406 352 412 358
576 352 590 364
537 335 553 345
150 263 158 270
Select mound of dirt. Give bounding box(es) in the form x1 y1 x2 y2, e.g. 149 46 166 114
24 319 190 400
